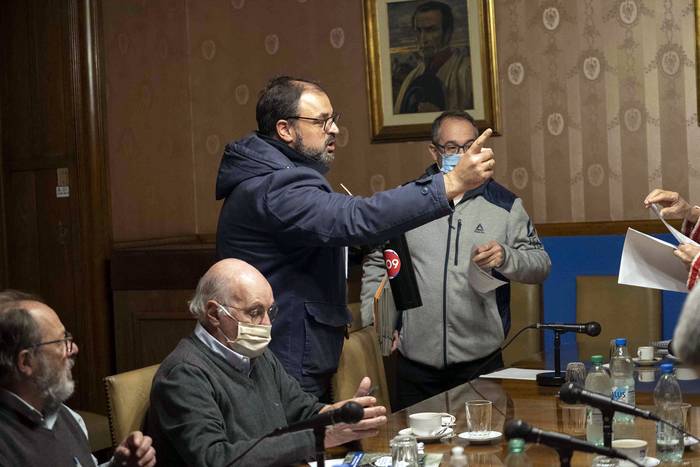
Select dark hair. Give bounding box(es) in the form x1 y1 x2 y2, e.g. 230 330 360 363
255 76 325 137
412 1 454 45
431 110 476 142
0 290 43 387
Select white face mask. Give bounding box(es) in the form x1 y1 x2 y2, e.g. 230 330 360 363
217 304 272 358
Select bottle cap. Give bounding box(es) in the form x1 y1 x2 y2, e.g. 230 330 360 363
591 355 604 364
508 438 525 453
451 446 464 456
615 337 627 346
660 363 674 374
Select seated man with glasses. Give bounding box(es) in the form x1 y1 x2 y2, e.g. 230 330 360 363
360 110 551 409
144 258 387 466
216 75 496 401
0 290 156 467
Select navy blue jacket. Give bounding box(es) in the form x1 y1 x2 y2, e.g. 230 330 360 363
215 133 452 395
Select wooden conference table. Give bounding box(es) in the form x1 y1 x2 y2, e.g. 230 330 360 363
358 358 700 466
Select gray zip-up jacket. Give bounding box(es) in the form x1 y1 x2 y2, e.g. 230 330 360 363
361 170 551 369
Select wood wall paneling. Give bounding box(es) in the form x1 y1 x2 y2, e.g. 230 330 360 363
0 0 112 414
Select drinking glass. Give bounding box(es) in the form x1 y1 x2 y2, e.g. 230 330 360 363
565 361 587 386
465 399 492 435
390 434 419 467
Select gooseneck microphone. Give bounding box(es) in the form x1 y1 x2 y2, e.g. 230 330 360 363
269 401 365 436
536 321 602 336
227 401 364 467
559 382 657 421
536 321 603 387
504 419 643 467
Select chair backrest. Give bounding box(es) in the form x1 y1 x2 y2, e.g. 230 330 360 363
502 282 543 366
332 303 391 412
373 277 398 357
576 275 661 360
104 364 160 446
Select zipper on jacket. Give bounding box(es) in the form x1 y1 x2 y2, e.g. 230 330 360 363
442 214 454 368
454 219 462 266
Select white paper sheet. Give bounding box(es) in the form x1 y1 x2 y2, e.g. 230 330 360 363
480 368 548 380
650 203 699 246
618 228 689 292
468 246 507 293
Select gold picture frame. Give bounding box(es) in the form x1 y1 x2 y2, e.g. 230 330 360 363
696 0 699 125
362 0 501 142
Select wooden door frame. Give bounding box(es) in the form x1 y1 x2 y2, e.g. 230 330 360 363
66 0 113 412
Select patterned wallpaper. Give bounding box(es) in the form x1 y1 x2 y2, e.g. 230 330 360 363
101 0 699 242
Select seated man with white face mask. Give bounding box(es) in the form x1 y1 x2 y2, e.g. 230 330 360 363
144 258 387 466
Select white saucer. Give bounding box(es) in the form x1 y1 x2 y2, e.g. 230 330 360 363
619 457 659 467
457 430 502 443
685 435 700 448
632 357 662 366
398 426 454 441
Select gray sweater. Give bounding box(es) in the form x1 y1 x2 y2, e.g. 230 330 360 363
361 177 551 368
144 335 326 466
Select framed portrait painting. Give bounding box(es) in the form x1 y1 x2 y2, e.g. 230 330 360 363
363 0 501 142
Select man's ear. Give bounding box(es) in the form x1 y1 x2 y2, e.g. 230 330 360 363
428 144 440 164
16 349 35 377
276 119 295 144
205 301 222 328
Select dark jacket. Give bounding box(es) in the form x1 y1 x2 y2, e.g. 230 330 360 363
215 133 451 395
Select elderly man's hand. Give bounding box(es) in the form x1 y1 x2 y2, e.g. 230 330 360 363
111 431 156 467
674 244 700 269
443 128 494 198
473 240 504 269
644 189 698 222
322 377 387 448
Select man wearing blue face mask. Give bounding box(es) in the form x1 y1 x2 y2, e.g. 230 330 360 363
145 259 387 466
361 111 551 410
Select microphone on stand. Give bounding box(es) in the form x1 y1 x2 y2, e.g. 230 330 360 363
536 322 601 336
504 419 643 467
227 402 364 467
559 382 657 421
535 321 602 387
269 401 365 436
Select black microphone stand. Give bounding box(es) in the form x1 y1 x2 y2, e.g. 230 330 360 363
601 408 614 448
554 446 573 467
536 329 566 386
314 426 325 467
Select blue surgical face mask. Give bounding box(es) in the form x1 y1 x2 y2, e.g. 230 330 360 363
440 153 461 173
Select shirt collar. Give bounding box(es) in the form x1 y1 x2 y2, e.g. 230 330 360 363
0 388 59 429
194 323 251 375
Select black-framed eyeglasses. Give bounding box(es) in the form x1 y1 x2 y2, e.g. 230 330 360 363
218 302 278 324
285 113 340 133
26 331 74 354
433 141 474 154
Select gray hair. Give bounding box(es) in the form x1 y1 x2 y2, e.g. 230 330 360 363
673 285 700 366
431 110 476 143
0 290 43 387
188 272 229 322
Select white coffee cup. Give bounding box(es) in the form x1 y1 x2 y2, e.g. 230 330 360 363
637 346 654 361
638 368 656 382
409 412 443 437
612 439 647 461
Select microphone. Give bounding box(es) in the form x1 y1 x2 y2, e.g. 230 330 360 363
559 382 657 421
270 401 365 436
384 234 422 311
535 322 602 386
504 419 639 465
536 322 601 336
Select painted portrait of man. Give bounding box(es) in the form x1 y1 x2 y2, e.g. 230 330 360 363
389 0 474 114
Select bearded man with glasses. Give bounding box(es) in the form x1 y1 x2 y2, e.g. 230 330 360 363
216 76 496 401
0 290 156 467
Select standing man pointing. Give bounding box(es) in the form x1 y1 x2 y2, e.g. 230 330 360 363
216 76 494 400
